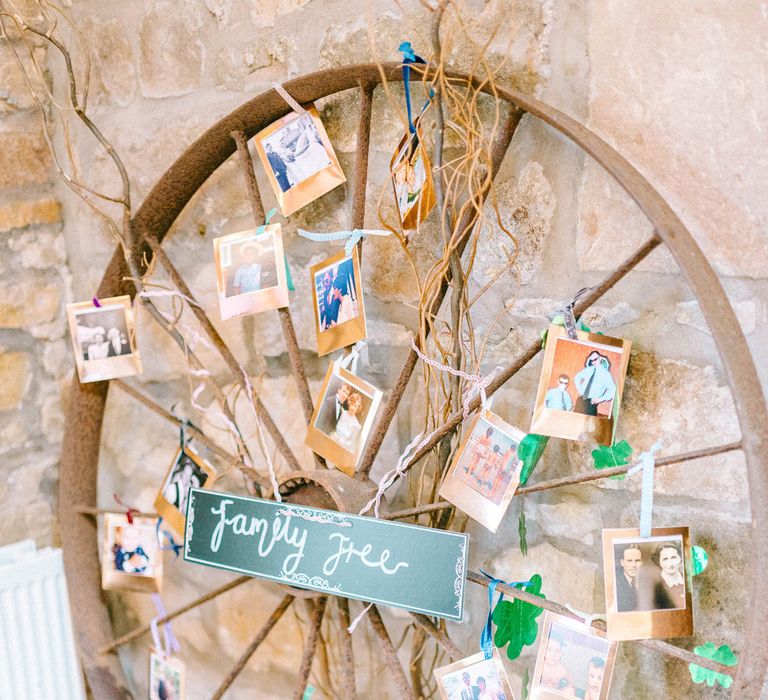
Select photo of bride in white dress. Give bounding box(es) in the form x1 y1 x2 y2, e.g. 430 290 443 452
314 375 375 457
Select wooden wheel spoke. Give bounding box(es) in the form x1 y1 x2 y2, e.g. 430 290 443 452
357 105 525 478
212 594 294 700
335 598 357 699
292 597 328 700
351 82 375 231
367 604 416 699
99 576 251 655
466 571 734 676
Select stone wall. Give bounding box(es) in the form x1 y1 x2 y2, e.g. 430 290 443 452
0 1 766 698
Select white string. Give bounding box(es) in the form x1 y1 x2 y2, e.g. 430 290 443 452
138 288 202 309
272 82 308 117
347 602 373 633
339 341 368 376
564 603 605 629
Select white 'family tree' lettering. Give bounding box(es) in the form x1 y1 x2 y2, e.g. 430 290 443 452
322 532 409 576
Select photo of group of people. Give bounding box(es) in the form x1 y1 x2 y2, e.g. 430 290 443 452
311 250 367 356
67 296 142 383
102 514 162 593
154 446 217 538
434 650 513 700
531 613 615 700
390 121 436 230
149 651 184 700
440 411 525 533
254 105 346 217
532 326 631 446
306 363 382 474
602 528 693 640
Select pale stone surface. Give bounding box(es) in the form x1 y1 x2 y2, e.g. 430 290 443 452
0 279 60 328
80 17 136 106
533 499 601 546
0 352 30 411
675 298 758 336
0 130 51 187
7 229 66 269
0 45 46 113
0 199 61 233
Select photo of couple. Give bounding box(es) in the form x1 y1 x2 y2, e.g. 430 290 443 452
315 375 373 457
532 613 614 700
435 651 513 700
545 338 623 417
314 255 359 332
102 514 162 593
612 536 687 613
261 114 331 193
390 120 436 230
73 305 133 361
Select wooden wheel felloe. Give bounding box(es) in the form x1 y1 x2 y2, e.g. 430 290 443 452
59 63 768 698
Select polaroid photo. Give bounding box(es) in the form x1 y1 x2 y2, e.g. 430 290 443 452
102 513 163 593
531 325 631 446
439 410 526 533
390 117 436 230
154 445 217 539
67 295 142 383
531 611 617 700
213 224 289 320
254 104 346 217
602 527 693 641
149 649 185 700
310 248 367 356
434 649 516 700
305 362 383 476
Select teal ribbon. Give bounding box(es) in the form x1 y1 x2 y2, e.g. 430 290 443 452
479 569 532 660
298 228 389 256
256 207 277 235
284 256 295 291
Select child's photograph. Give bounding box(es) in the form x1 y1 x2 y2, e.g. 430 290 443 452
389 119 436 230
531 326 631 446
213 225 288 320
67 296 142 383
310 250 367 356
102 513 162 593
434 650 515 700
602 527 693 641
154 446 217 538
531 612 616 700
254 104 346 217
149 650 184 700
439 411 525 533
305 363 382 475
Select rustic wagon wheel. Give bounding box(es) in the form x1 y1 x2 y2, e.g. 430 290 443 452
58 62 768 699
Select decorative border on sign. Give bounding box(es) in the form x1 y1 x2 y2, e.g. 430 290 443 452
454 540 466 610
279 570 344 593
185 491 196 558
278 506 353 528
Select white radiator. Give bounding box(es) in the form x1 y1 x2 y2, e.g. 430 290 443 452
0 540 86 700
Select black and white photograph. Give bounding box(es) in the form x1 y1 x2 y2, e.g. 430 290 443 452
531 612 616 700
67 295 142 383
102 513 162 593
305 363 383 475
310 249 367 356
254 104 346 216
154 446 217 537
434 650 515 700
602 527 693 641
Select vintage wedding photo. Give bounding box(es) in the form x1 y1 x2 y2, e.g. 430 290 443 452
305 363 382 474
434 650 514 700
154 446 217 538
602 527 693 640
213 225 288 320
67 295 142 383
149 650 184 700
439 411 525 532
102 514 162 593
531 612 616 700
531 326 631 445
390 122 436 230
254 105 346 216
310 250 367 355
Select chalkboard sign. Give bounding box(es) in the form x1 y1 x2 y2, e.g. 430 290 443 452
184 489 469 621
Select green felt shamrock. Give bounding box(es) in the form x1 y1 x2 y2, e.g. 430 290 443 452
591 440 633 480
691 545 709 576
492 574 546 661
518 434 549 486
518 510 528 556
541 318 592 348
689 642 737 689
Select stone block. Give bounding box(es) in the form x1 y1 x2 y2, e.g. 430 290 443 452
675 298 758 337
80 17 136 107
8 229 66 269
0 352 30 411
0 199 61 233
0 279 60 328
534 498 602 546
0 129 51 188
0 45 46 113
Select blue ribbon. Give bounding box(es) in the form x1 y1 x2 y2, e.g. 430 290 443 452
479 569 532 660
627 441 662 538
156 517 182 558
399 41 429 134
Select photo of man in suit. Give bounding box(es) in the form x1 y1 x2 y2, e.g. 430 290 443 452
265 143 291 192
615 544 642 612
316 380 351 436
